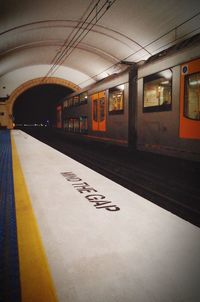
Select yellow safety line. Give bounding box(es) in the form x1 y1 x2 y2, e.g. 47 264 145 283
11 133 58 302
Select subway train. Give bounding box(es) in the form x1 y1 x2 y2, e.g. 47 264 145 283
56 34 200 161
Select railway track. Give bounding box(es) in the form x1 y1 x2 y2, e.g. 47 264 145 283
23 128 200 227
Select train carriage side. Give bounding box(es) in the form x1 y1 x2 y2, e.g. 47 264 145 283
60 71 130 146
62 93 89 134
136 41 200 161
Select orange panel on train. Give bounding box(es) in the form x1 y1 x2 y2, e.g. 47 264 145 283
92 91 106 132
180 58 200 139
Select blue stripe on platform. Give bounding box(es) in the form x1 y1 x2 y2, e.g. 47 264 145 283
0 130 21 302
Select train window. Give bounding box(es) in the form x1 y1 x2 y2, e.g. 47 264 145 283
64 119 69 131
143 69 172 112
69 118 74 132
73 95 80 106
63 99 68 108
74 118 80 132
67 98 73 107
80 92 88 104
109 85 124 114
184 72 200 120
80 116 88 133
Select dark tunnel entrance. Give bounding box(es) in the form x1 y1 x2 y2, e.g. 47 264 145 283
13 84 73 127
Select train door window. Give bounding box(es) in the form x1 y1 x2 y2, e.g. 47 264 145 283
99 97 105 122
80 116 88 133
143 69 172 112
109 85 124 114
92 91 106 132
93 99 98 122
180 59 200 139
80 92 88 104
184 72 200 120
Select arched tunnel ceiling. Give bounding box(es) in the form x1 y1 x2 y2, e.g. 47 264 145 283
0 0 200 97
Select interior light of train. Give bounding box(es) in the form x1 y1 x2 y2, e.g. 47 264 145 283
159 70 172 79
117 84 125 90
189 80 200 86
161 81 170 85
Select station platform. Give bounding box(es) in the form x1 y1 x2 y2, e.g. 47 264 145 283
1 129 200 302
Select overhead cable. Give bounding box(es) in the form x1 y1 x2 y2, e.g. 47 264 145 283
49 0 117 77
45 0 101 78
77 10 200 86
43 0 116 80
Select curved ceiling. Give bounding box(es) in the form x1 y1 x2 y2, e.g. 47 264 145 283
0 0 200 97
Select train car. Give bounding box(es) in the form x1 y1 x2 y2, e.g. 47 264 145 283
60 70 130 146
56 34 200 161
137 34 200 161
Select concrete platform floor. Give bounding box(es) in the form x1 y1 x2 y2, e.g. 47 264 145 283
10 130 200 302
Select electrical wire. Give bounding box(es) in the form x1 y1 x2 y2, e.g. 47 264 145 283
44 0 102 79
49 0 99 66
46 0 116 78
49 0 117 77
43 0 116 80
123 10 200 62
77 10 200 86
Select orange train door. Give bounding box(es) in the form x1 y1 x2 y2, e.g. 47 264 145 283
91 91 106 131
180 58 200 139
